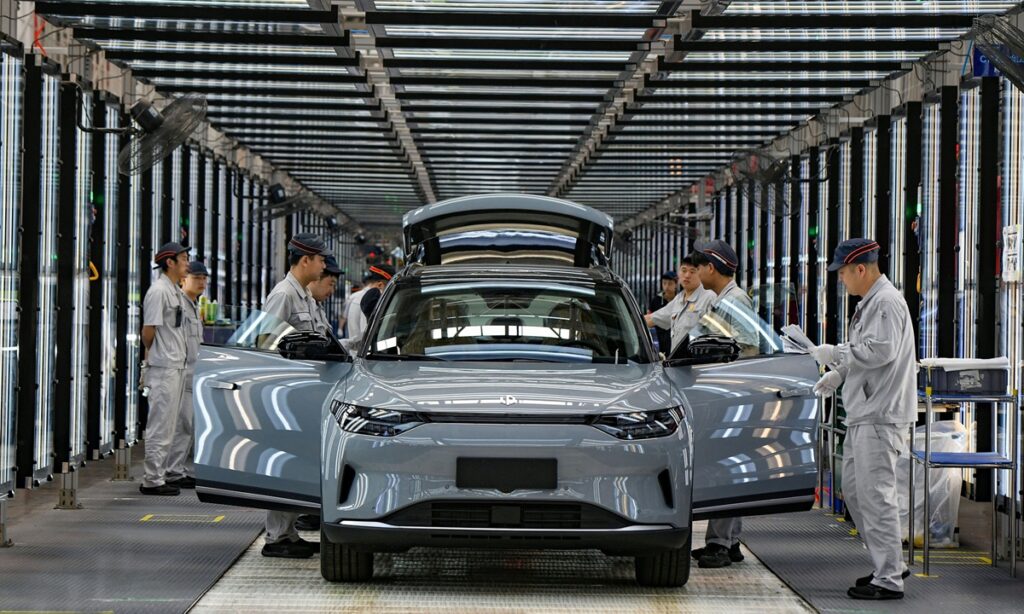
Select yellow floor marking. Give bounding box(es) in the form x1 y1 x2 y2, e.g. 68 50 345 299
914 572 940 578
139 514 225 524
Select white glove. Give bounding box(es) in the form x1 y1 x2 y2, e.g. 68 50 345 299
138 361 149 391
813 370 843 398
809 343 839 367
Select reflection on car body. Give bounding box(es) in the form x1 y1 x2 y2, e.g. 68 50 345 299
193 194 819 588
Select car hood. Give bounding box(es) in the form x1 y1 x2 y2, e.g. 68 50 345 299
343 360 677 416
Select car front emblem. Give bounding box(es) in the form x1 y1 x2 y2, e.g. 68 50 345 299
498 395 518 406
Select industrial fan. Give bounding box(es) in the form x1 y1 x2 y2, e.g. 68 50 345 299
973 14 1024 92
117 93 207 175
729 149 797 219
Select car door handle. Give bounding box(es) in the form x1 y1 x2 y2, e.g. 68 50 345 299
777 386 812 398
208 380 239 391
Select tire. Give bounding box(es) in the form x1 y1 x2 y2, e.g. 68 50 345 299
320 527 374 582
634 528 692 588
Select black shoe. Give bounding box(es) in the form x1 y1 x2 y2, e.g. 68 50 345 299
139 483 180 496
855 569 911 587
729 542 744 563
698 543 733 568
261 537 319 559
693 544 743 564
294 514 321 532
848 584 904 600
166 476 196 489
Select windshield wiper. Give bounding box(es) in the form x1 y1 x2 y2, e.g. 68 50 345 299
364 352 445 361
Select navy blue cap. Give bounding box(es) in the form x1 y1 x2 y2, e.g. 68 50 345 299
660 270 678 281
186 260 209 276
323 255 343 276
153 242 189 268
828 238 880 272
693 239 739 274
287 233 332 257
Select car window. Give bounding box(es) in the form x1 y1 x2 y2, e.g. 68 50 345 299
208 310 296 352
690 296 786 357
369 281 649 363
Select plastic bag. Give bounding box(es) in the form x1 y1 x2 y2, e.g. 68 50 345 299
897 421 966 548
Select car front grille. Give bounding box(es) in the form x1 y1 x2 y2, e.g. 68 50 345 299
384 501 628 530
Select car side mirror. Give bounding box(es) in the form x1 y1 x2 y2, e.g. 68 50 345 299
664 334 740 367
278 331 350 362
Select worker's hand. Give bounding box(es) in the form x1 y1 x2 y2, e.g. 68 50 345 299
138 361 149 391
644 314 655 328
809 343 839 367
813 370 842 398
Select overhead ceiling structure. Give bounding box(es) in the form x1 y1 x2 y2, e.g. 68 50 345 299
35 0 1024 228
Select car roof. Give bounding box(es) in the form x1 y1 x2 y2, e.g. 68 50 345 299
397 263 618 286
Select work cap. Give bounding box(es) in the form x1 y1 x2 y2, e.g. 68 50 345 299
366 263 395 282
323 255 343 276
660 270 678 281
828 238 880 272
186 261 209 277
693 239 739 274
153 242 189 267
287 233 332 257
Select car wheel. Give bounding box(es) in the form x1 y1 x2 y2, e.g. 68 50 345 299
634 529 692 587
320 528 373 582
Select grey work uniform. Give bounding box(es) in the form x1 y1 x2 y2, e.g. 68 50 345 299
261 272 320 544
831 274 916 592
166 295 203 482
649 286 717 354
313 302 334 339
341 286 371 356
141 273 192 488
705 279 753 550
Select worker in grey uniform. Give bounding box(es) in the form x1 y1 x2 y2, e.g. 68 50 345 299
341 264 394 356
689 239 752 568
310 255 343 339
644 254 716 356
139 242 192 496
810 238 915 601
164 260 208 489
259 233 331 558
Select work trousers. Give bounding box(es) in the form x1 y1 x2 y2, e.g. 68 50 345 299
165 365 195 481
142 366 188 488
843 423 911 592
706 517 743 548
266 511 300 544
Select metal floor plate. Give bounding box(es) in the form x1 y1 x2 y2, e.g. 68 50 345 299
742 509 1024 614
192 522 814 613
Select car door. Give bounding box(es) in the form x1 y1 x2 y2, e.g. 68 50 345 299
193 312 352 512
664 300 820 520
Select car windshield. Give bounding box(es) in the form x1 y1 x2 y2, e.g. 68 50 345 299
368 280 650 363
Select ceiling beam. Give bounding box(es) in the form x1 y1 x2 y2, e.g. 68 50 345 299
105 50 358 66
72 27 349 47
366 11 663 28
673 38 940 53
37 2 340 23
690 11 980 30
376 37 647 52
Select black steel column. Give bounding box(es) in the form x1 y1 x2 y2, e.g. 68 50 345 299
255 184 265 306
113 108 132 450
137 167 153 433
806 148 821 343
848 128 865 238
903 102 923 346
209 160 220 301
53 80 79 468
16 58 45 487
161 155 173 245
825 142 841 344
179 147 192 246
223 167 234 311
773 183 785 324
758 187 770 321
87 95 107 459
874 116 893 275
195 152 207 261
937 86 959 359
788 156 801 326
975 77 1001 501
746 180 756 290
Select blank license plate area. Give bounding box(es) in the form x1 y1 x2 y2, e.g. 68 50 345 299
456 458 557 492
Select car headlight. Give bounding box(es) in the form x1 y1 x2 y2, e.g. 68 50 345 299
330 400 423 437
591 408 684 440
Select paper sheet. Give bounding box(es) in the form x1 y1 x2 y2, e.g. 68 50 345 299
780 324 815 353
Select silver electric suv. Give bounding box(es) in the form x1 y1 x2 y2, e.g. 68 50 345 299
194 194 819 587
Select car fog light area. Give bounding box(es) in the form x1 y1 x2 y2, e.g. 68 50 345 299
591 408 683 440
331 400 424 437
